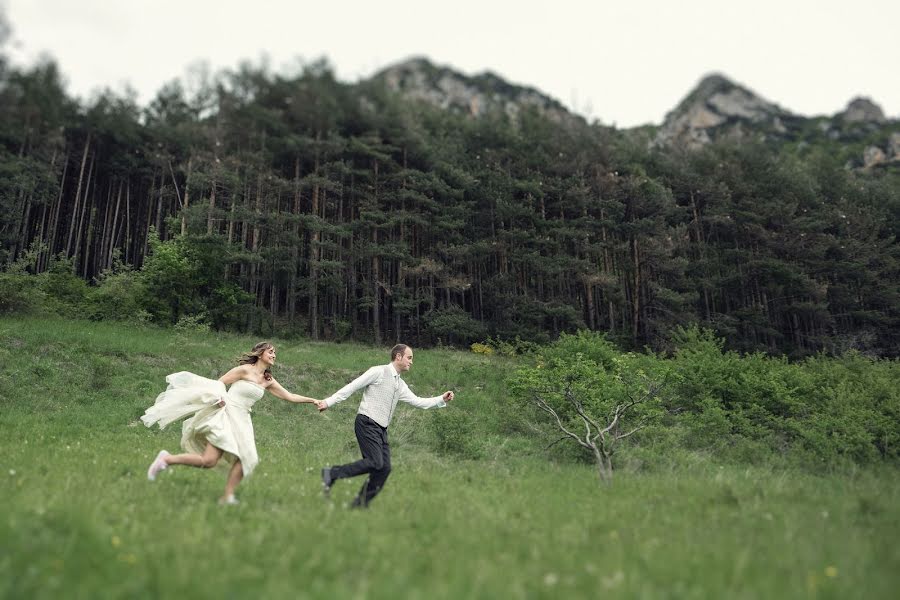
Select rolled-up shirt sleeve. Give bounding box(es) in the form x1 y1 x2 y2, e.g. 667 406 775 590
324 366 381 408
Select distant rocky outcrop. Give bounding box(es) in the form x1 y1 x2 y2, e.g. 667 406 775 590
370 59 898 172
839 97 887 124
373 57 583 128
862 132 900 169
654 74 793 148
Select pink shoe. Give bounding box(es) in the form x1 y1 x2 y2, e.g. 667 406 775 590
147 450 170 481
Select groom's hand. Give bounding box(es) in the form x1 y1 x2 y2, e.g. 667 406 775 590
443 391 454 402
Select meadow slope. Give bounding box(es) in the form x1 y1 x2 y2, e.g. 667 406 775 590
1 317 898 599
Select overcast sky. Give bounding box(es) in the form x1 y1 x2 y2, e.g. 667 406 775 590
5 0 898 128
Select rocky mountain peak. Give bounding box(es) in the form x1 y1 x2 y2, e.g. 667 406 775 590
654 73 792 148
839 97 887 123
374 57 582 127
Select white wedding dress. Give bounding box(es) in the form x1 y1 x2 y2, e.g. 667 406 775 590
141 372 264 476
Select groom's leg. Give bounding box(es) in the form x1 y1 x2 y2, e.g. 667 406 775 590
355 431 391 507
331 414 385 480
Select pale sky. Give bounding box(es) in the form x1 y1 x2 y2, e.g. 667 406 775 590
4 0 899 128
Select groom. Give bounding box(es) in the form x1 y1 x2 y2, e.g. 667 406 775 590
316 344 454 507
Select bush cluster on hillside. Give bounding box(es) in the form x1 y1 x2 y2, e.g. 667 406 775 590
505 328 899 472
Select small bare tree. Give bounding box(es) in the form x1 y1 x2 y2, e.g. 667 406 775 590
509 338 665 484
531 375 663 482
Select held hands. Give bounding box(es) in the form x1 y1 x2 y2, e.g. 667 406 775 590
216 396 226 408
315 400 329 412
443 391 455 403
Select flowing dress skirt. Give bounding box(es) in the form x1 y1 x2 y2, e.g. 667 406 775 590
141 372 261 476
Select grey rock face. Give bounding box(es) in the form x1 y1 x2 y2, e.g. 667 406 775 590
840 97 887 123
654 74 791 148
863 132 900 169
376 57 582 127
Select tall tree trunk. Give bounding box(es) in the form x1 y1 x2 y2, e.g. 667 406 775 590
371 159 381 345
309 156 321 340
99 180 116 271
167 158 187 236
72 153 96 272
289 156 301 321
82 205 97 278
206 169 217 234
66 133 92 256
143 170 157 261
45 147 70 270
631 237 640 344
155 173 166 238
13 188 33 264
107 179 124 269
124 181 132 263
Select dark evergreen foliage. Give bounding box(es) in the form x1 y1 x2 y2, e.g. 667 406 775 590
1 54 898 356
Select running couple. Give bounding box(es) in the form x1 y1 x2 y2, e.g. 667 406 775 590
141 342 454 506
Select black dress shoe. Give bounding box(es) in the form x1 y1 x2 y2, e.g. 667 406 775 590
321 467 334 497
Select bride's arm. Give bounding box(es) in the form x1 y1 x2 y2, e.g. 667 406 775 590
218 365 251 385
266 379 318 404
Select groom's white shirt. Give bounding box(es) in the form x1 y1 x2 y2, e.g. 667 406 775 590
323 363 446 427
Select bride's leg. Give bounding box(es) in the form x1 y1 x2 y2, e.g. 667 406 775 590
165 443 223 468
222 460 244 499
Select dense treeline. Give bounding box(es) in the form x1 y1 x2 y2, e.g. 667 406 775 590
2 54 899 356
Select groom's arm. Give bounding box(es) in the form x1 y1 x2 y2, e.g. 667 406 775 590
397 381 454 409
321 366 381 410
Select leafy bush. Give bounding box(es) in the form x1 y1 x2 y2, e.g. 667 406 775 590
668 325 900 467
90 263 147 323
486 336 542 357
138 233 199 324
470 342 493 354
428 409 483 459
206 282 253 330
508 330 666 481
39 257 92 318
0 273 45 314
424 305 487 346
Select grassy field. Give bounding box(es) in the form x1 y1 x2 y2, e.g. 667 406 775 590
1 316 898 599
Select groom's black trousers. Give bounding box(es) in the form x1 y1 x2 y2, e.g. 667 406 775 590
330 414 392 506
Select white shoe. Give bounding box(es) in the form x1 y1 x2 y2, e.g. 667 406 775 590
218 494 240 506
147 450 170 481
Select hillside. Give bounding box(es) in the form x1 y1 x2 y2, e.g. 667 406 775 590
1 316 899 598
2 55 899 358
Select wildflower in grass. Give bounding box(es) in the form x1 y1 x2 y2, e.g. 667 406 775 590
603 571 624 589
824 566 837 578
807 572 818 594
111 536 121 547
543 573 558 586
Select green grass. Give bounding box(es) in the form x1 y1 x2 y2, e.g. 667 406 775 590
1 316 898 599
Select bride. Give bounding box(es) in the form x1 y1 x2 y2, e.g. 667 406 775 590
141 342 318 505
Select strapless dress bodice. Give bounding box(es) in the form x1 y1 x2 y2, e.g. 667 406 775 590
227 380 265 410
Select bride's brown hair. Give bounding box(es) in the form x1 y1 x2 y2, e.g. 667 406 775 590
239 341 274 381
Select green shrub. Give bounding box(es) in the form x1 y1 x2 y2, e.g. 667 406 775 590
90 264 146 322
424 305 487 346
0 273 45 314
428 409 483 459
39 257 92 318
